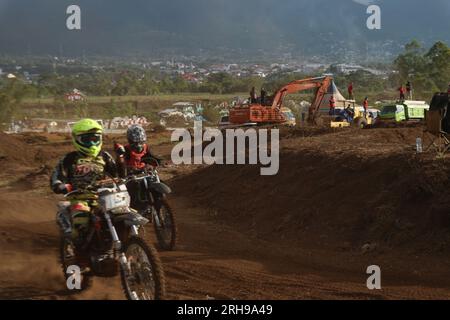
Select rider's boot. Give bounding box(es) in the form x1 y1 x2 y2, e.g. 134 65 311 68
64 239 76 260
56 202 75 259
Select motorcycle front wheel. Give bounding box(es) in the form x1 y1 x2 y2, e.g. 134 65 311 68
153 198 178 251
120 236 166 300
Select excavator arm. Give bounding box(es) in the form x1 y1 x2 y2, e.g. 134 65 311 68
270 76 333 120
228 76 333 126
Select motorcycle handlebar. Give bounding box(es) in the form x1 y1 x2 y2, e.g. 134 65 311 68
63 177 125 198
125 173 153 182
63 169 160 198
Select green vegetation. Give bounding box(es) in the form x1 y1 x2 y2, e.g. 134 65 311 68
11 69 263 99
21 93 245 105
0 78 29 123
8 93 244 127
392 40 450 97
1 40 449 125
267 41 450 103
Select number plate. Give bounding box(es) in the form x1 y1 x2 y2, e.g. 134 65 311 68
100 192 130 211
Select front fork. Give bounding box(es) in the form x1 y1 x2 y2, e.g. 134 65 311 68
142 178 163 228
152 206 162 228
103 212 131 273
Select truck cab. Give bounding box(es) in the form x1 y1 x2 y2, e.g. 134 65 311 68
379 104 406 122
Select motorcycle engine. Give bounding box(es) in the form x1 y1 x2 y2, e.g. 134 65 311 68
90 250 118 277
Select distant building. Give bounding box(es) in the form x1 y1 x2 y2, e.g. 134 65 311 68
181 73 200 83
333 64 386 76
65 88 86 102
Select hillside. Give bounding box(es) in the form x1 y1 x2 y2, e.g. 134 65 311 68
0 0 449 58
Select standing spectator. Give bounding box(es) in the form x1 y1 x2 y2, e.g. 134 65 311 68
250 87 257 103
398 86 406 101
363 97 369 115
406 81 412 100
348 82 354 100
329 96 336 115
447 82 450 95
260 88 267 105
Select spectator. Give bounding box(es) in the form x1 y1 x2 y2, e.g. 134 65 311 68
348 82 354 100
344 104 354 122
260 88 267 106
406 81 413 100
447 82 450 95
398 86 406 101
329 96 336 115
363 97 369 115
250 87 257 104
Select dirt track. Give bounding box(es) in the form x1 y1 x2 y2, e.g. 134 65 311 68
2 127 450 300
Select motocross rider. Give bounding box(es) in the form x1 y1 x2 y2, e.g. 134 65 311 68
114 125 162 210
50 119 117 258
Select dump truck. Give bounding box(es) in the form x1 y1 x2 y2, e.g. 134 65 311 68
378 100 430 123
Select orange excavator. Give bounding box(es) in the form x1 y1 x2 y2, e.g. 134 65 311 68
228 76 333 126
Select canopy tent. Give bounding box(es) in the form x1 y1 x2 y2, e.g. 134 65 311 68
318 80 350 113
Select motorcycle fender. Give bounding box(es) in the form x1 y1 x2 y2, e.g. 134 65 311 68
149 182 172 194
114 213 149 226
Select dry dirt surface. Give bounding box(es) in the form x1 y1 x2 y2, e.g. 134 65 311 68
1 126 450 300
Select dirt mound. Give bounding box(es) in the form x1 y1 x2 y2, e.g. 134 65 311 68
3 126 450 299
172 127 450 254
0 132 37 168
279 126 338 139
18 133 49 144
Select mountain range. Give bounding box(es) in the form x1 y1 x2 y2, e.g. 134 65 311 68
0 0 449 61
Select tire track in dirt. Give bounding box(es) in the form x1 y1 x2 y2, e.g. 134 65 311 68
1 190 450 300
162 197 450 300
2 128 450 300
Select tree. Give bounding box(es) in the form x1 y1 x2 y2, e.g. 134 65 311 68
106 98 120 118
393 40 450 96
74 101 90 118
394 40 427 81
425 41 450 90
0 78 27 125
205 72 234 94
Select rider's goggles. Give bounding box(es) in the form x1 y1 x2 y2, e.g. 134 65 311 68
131 142 145 151
76 133 102 147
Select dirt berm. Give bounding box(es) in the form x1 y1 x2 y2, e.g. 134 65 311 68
2 127 450 299
173 127 450 254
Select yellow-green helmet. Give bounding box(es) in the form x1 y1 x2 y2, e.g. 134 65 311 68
71 119 103 157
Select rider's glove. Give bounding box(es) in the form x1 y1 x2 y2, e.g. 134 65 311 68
114 143 126 156
56 183 73 195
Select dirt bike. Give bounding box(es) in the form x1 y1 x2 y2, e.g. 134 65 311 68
58 178 166 300
125 164 177 251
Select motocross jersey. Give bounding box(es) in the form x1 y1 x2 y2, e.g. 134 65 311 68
125 144 149 171
50 151 117 193
116 143 161 177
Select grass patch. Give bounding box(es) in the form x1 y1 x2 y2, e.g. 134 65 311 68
22 93 247 105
